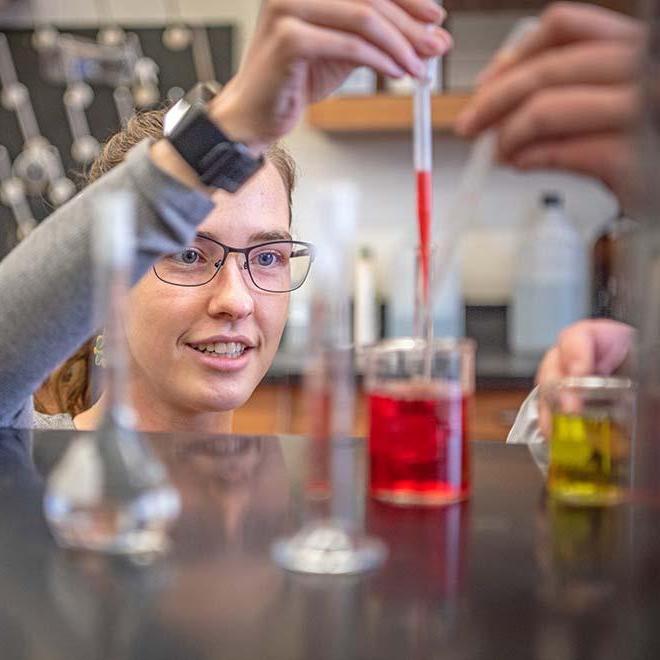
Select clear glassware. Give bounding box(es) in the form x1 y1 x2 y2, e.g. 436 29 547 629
541 376 635 507
43 192 180 561
271 182 387 574
364 337 475 506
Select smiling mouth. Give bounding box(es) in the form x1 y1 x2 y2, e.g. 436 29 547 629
188 341 250 358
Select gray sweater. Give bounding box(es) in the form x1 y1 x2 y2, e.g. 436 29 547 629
0 139 214 430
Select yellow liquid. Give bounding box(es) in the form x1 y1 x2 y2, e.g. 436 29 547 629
548 413 627 506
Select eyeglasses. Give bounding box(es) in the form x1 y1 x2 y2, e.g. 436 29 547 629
153 235 315 293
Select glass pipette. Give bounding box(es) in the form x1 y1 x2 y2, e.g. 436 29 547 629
414 56 436 348
430 17 540 313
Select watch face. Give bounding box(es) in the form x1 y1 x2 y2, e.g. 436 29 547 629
163 97 191 136
164 82 263 192
164 81 222 136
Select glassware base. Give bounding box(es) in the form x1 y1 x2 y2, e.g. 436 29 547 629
43 431 181 562
372 488 469 507
271 521 387 575
548 485 626 507
44 486 181 561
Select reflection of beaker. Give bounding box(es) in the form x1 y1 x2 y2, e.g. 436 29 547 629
533 497 631 660
536 498 623 615
365 503 469 655
372 502 468 599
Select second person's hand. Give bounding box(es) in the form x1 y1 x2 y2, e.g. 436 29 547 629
536 318 635 437
454 2 644 207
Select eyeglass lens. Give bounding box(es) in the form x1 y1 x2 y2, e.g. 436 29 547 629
154 237 313 292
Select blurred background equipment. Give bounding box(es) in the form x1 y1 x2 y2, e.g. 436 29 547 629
509 192 588 357
0 20 233 254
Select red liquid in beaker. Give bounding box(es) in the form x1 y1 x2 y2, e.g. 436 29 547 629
368 390 470 505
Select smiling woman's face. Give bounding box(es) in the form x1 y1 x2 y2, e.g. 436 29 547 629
124 162 291 417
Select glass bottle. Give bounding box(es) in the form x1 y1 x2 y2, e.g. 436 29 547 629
591 214 638 320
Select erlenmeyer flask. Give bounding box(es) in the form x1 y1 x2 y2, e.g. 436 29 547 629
43 192 180 560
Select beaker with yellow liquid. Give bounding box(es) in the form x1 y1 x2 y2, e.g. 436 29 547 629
542 377 635 506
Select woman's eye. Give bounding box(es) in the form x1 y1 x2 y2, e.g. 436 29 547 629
174 248 202 265
255 251 281 267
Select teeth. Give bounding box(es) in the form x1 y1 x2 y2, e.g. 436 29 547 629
191 341 247 357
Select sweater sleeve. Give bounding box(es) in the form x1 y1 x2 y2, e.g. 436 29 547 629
0 139 214 428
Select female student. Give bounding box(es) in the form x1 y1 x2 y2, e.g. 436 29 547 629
0 0 450 430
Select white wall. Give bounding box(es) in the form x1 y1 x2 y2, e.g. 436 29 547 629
3 0 620 303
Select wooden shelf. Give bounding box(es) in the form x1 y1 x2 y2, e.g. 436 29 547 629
307 93 472 133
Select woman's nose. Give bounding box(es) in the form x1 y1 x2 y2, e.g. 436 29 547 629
206 255 255 320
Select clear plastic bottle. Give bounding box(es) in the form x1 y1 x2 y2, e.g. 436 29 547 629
353 246 379 347
509 192 588 356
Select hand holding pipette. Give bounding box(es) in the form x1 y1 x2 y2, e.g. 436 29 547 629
213 0 450 156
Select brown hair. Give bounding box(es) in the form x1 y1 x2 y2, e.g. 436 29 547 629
34 109 297 417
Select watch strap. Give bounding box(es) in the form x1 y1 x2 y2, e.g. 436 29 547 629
167 103 263 193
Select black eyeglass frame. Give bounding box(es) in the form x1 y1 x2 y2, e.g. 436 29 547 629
153 235 316 293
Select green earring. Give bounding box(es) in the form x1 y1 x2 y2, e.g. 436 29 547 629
93 334 106 368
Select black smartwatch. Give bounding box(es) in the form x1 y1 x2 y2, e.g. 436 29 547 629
163 83 264 193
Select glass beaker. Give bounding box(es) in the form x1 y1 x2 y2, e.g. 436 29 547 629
541 376 635 506
364 337 475 506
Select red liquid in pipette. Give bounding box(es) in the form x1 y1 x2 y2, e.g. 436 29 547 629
417 170 432 301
